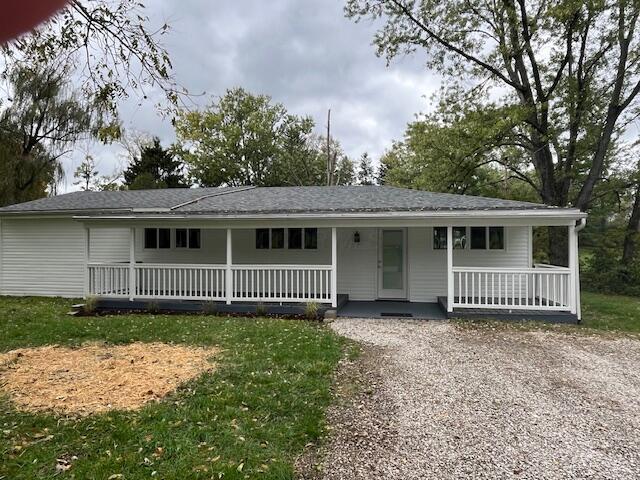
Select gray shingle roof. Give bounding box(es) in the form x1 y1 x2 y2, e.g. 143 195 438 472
0 185 566 216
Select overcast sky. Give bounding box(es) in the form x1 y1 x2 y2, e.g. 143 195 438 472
62 0 440 191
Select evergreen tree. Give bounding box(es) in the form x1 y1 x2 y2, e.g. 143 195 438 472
123 138 189 190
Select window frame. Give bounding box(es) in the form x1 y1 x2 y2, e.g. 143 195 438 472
433 226 506 251
144 228 171 249
255 228 319 250
433 226 467 250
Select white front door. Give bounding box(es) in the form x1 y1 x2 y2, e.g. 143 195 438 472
378 228 407 299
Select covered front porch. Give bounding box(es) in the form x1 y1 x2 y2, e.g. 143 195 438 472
79 218 583 321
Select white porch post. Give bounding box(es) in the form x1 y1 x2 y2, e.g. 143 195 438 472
446 225 454 312
226 228 233 305
331 227 337 308
129 227 136 301
83 225 90 298
568 224 577 315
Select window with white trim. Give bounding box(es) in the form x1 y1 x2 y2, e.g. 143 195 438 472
434 226 504 250
144 228 171 249
433 226 466 250
176 228 201 249
255 228 318 250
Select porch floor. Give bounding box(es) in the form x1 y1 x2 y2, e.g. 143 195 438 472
337 300 446 320
437 297 578 323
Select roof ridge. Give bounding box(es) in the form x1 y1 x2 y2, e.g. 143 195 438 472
169 186 256 211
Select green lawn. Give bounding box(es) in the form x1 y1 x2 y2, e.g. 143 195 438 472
581 291 640 333
0 297 347 479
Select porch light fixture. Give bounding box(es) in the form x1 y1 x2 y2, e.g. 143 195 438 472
353 231 361 243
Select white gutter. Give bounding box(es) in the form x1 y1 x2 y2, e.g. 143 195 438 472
575 217 587 232
73 209 586 221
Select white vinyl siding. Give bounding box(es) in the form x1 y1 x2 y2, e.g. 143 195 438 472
0 221 531 302
336 228 378 300
408 226 530 302
0 218 85 297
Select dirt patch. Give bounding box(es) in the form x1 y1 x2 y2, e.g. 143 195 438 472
0 342 219 415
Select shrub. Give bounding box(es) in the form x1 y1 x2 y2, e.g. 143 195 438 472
203 301 218 315
581 245 640 297
304 301 319 320
83 295 98 315
146 301 160 314
255 302 268 316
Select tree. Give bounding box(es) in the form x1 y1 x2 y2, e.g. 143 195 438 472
123 137 189 190
176 88 322 187
0 63 92 205
379 106 539 201
346 0 640 264
622 165 640 264
73 155 99 191
357 153 376 185
3 0 180 128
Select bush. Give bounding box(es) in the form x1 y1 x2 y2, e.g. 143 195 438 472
304 301 319 320
581 245 640 297
203 301 218 315
146 301 160 314
255 303 268 316
83 295 98 315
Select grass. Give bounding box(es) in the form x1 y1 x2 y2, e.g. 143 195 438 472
0 296 348 479
455 291 640 335
581 291 640 333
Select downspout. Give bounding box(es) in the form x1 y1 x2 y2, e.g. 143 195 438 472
574 218 587 322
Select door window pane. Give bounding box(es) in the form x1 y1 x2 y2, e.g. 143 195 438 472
470 227 487 249
489 227 505 250
288 228 302 249
382 230 403 290
158 228 171 249
189 229 201 249
304 228 318 249
176 229 188 248
453 227 467 249
271 228 284 249
256 229 269 249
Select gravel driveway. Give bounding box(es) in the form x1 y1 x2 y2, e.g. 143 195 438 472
313 319 640 480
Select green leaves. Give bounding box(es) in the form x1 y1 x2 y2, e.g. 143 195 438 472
175 88 356 187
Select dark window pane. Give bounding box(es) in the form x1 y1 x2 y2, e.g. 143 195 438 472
144 228 157 249
288 228 302 249
256 229 270 249
433 227 447 250
305 228 318 249
489 227 505 250
271 228 284 249
453 227 467 249
189 229 201 249
159 228 171 249
176 228 188 248
470 227 487 250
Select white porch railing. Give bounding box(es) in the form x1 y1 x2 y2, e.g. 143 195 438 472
87 263 333 304
231 265 332 302
452 265 572 311
134 264 226 300
88 263 130 297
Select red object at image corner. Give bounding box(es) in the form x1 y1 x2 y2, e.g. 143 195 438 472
0 0 69 44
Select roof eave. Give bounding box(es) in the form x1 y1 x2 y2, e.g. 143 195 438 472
72 209 587 221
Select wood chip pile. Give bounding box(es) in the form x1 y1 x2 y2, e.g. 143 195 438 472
0 342 218 415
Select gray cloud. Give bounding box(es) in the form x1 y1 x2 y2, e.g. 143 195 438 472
61 0 439 191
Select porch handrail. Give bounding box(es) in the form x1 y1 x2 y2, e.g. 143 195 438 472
231 264 332 270
453 266 570 273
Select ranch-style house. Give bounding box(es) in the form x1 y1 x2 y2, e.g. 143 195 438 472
0 186 586 320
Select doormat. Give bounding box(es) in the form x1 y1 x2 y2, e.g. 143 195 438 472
380 312 413 317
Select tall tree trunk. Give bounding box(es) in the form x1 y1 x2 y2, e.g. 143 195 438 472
622 184 640 264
